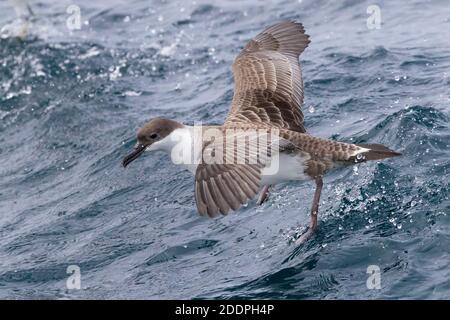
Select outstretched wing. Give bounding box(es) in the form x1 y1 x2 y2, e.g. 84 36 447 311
224 21 310 132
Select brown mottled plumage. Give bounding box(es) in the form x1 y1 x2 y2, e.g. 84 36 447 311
122 21 401 243
225 21 309 132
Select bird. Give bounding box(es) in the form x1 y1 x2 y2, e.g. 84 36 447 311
3 0 34 39
122 21 400 243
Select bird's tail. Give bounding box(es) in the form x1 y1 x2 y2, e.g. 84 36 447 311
353 143 401 161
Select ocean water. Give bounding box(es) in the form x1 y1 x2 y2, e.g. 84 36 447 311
0 0 449 300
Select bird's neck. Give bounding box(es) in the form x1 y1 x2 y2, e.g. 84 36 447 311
153 125 202 173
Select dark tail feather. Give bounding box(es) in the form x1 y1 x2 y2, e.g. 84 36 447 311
354 143 401 161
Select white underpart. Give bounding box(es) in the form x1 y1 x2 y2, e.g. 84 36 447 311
260 152 310 185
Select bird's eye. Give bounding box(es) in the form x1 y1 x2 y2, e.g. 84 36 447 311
149 133 158 139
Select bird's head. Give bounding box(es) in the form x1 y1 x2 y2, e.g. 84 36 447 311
122 117 183 168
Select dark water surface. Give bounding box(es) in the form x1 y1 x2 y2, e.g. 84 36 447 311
0 0 449 299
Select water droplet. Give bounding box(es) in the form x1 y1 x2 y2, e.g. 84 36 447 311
394 75 400 81
397 224 402 229
308 105 315 113
368 219 373 224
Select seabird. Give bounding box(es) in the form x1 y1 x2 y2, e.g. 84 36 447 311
2 0 34 39
122 21 400 243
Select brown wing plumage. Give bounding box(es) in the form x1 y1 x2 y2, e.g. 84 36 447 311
195 163 261 217
194 128 271 217
225 21 310 132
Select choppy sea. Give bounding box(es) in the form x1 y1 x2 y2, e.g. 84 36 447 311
0 0 449 299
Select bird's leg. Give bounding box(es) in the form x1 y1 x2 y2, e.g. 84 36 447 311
256 185 271 205
297 176 323 244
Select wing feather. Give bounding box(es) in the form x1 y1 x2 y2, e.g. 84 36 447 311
225 21 310 132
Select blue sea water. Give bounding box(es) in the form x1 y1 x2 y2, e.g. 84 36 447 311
0 0 449 299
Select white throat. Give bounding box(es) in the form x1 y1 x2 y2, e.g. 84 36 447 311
146 125 201 173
